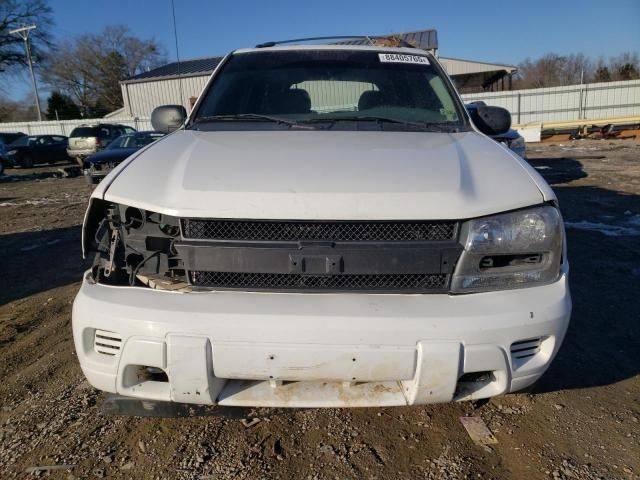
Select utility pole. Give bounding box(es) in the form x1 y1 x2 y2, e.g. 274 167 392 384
10 25 42 121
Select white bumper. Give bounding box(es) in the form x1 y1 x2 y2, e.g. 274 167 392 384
72 271 571 408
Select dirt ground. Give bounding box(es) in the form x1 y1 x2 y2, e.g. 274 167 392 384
0 140 639 480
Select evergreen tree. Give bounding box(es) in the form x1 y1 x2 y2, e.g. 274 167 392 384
45 91 81 120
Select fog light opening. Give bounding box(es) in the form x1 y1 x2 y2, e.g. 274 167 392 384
454 370 496 399
145 366 169 383
123 365 169 387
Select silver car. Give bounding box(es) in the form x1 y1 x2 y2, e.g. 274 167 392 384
67 124 135 166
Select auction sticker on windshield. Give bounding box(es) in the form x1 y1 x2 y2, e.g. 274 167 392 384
378 53 429 64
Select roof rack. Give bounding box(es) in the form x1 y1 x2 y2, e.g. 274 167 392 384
255 35 417 49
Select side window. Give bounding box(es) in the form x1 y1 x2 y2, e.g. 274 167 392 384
99 127 110 138
38 136 52 145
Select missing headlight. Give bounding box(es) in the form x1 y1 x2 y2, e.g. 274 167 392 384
83 201 186 289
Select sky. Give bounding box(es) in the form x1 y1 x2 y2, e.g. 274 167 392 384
9 0 640 100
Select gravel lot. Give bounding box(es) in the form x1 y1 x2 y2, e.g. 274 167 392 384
0 140 639 479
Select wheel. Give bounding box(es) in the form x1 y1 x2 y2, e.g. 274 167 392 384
0 159 4 176
21 155 34 168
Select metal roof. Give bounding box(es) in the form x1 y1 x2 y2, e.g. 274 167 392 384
127 56 224 82
125 29 438 83
123 29 515 85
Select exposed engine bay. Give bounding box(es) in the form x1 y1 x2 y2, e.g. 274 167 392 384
84 200 189 291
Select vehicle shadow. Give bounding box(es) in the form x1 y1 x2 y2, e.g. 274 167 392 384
528 161 640 393
0 171 61 183
527 156 588 185
0 225 91 305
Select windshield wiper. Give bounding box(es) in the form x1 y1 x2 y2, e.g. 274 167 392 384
300 116 458 131
192 113 302 127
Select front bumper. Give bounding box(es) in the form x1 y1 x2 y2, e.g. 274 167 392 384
83 168 109 185
72 271 571 407
3 154 19 167
67 148 97 160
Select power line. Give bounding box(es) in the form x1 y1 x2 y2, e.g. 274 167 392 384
10 25 43 121
170 0 184 107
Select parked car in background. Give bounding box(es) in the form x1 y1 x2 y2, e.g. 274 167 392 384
466 102 526 158
67 124 136 166
84 131 164 184
3 135 70 168
0 132 27 174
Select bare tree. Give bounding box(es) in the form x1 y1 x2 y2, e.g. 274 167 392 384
516 54 568 88
41 38 93 113
0 94 39 121
514 51 640 88
560 53 593 84
0 0 53 73
43 25 166 115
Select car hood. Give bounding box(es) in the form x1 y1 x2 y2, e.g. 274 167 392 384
87 148 138 164
98 130 550 220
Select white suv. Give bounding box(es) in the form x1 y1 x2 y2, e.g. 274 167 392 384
73 43 571 408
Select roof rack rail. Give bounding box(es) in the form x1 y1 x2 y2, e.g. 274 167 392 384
255 35 416 49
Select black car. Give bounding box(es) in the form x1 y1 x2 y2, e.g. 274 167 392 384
0 132 27 175
84 131 164 184
4 135 70 168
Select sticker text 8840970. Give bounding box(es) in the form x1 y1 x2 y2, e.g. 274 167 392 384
378 53 430 65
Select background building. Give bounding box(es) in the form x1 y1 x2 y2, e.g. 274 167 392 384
116 29 517 119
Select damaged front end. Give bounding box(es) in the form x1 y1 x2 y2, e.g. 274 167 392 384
83 199 189 291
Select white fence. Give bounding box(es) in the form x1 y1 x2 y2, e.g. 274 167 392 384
2 79 640 134
462 79 640 124
0 117 152 136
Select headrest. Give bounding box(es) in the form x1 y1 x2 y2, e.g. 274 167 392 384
358 90 385 111
275 89 311 114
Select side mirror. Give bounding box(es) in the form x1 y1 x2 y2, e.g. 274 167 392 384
469 105 511 136
151 105 187 133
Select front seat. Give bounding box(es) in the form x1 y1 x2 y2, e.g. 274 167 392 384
358 90 387 111
268 89 311 114
283 89 311 114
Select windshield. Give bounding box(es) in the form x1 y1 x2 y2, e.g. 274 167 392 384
107 134 162 150
191 49 467 132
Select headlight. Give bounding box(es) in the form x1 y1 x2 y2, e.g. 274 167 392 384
451 205 563 293
6 150 17 155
